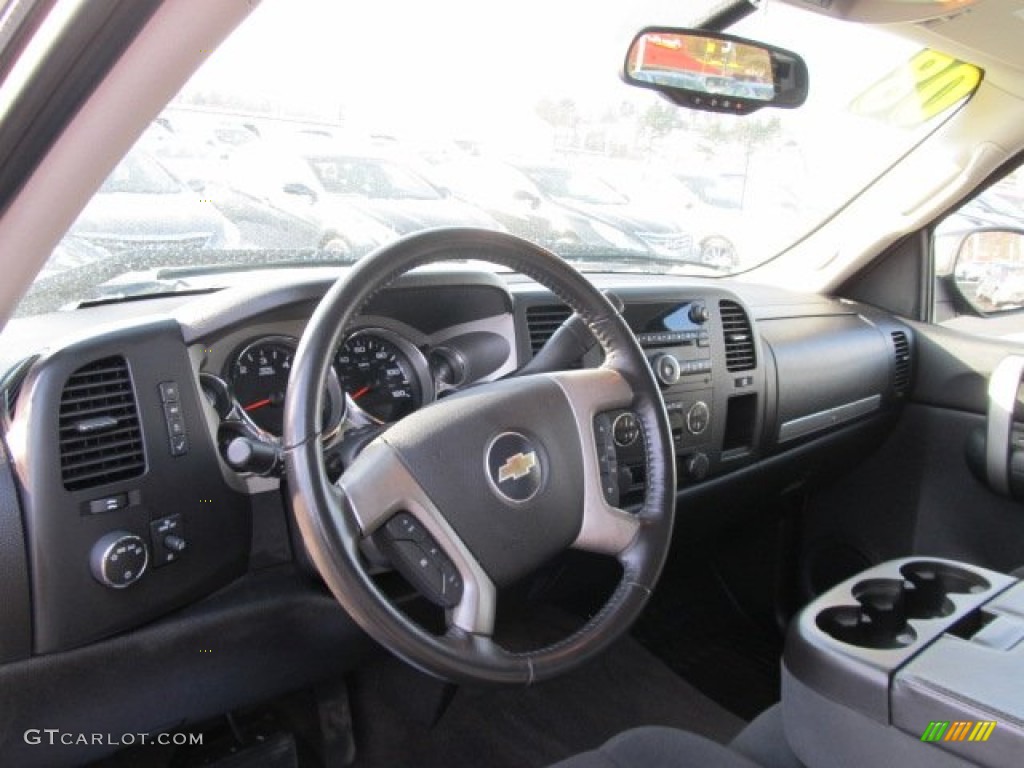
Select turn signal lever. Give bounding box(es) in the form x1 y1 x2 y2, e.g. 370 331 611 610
517 290 625 376
225 436 282 476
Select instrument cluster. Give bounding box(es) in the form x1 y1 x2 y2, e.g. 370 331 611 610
216 327 459 441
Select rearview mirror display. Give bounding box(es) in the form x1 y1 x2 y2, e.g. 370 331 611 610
623 28 809 115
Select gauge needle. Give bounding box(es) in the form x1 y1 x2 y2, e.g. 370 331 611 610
243 398 272 412
351 385 372 400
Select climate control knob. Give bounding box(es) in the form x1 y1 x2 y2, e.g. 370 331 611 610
653 354 681 386
90 532 148 589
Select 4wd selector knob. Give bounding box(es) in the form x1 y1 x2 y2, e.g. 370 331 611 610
653 354 681 386
90 531 148 589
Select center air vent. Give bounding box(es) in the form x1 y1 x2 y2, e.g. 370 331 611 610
719 300 756 372
58 356 145 491
891 331 911 394
526 304 571 356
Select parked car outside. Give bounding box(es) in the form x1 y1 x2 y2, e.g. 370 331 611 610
67 150 240 255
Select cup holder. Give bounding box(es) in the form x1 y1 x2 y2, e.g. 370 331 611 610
817 579 918 649
900 561 990 620
815 562 994 650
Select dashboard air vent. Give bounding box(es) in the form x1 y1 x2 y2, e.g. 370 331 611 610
719 300 756 372
1 356 37 420
892 331 911 394
526 304 571 356
5 378 23 418
58 356 145 491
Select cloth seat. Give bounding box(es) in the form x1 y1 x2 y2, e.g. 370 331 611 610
550 705 801 768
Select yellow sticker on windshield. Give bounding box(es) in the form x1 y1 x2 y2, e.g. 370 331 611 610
850 49 982 128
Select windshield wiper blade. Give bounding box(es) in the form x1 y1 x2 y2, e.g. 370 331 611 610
148 257 356 280
74 287 220 309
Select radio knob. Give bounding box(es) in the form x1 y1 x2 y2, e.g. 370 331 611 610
686 401 710 435
689 303 710 324
653 354 681 386
90 532 148 589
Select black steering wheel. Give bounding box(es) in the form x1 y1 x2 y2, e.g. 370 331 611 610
283 228 676 684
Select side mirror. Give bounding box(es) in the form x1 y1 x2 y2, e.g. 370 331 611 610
952 228 1024 313
622 28 808 115
283 182 318 204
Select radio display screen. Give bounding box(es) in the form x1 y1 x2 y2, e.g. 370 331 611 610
624 302 703 334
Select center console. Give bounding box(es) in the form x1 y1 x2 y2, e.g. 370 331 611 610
784 558 1023 767
597 291 764 504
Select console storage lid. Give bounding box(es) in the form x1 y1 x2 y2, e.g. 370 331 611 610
893 580 1024 766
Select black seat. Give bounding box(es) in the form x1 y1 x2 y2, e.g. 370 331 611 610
550 705 802 768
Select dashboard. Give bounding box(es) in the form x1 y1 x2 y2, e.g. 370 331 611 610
0 262 915 762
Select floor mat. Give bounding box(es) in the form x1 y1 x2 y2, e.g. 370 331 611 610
633 567 782 721
348 633 745 768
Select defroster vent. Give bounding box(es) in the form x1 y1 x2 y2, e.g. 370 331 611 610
526 304 571 356
719 300 756 372
58 356 145 491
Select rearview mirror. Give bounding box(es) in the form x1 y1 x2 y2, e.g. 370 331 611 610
623 28 809 115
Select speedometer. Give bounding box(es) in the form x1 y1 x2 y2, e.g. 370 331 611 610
334 329 432 423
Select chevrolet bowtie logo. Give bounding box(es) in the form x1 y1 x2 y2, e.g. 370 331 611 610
497 451 538 483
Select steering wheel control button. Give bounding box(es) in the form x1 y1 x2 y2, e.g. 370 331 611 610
90 532 149 588
612 412 641 447
686 401 711 435
378 513 463 608
594 414 621 505
485 432 544 504
150 514 185 567
653 353 681 386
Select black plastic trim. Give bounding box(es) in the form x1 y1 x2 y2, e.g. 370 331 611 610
0 0 163 219
0 568 370 767
0 438 31 662
8 317 250 652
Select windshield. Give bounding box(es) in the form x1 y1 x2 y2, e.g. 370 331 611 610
17 0 978 314
100 153 183 195
308 155 442 200
521 167 629 206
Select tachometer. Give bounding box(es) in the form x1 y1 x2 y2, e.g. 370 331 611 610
230 338 294 435
229 336 342 437
334 329 432 423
